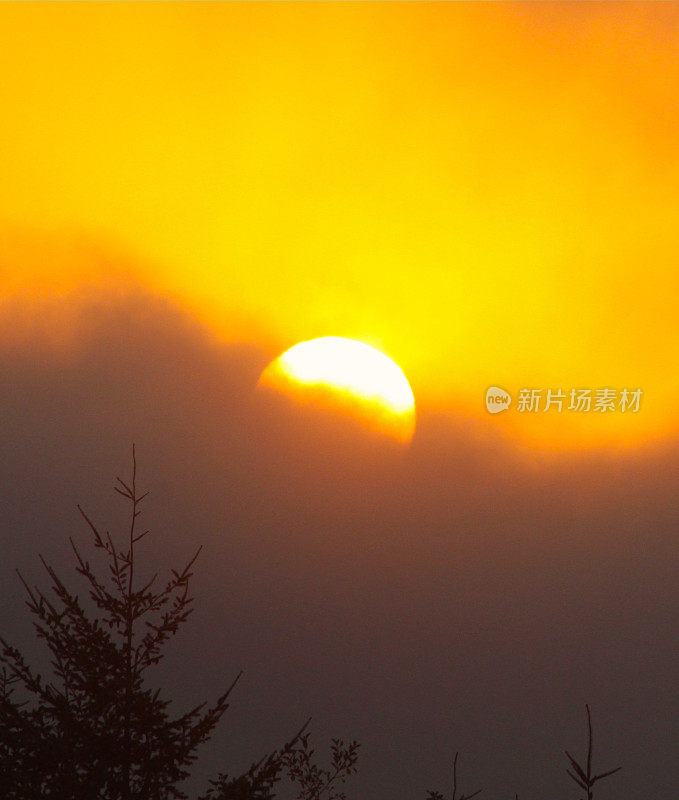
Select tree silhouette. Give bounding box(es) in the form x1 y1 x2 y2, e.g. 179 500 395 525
426 752 481 800
1 449 626 800
0 448 358 800
565 705 621 800
201 732 359 800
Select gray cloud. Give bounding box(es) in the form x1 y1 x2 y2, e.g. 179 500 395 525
1 287 677 799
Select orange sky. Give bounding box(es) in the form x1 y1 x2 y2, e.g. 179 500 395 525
1 2 678 448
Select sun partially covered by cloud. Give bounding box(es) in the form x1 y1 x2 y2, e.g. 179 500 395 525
258 337 416 443
1 3 678 448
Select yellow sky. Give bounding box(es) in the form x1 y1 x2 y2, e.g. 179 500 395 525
1 2 678 447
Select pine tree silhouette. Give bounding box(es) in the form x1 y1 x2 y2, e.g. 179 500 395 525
0 447 358 800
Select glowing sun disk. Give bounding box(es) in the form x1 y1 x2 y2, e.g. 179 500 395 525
259 337 416 442
279 337 414 412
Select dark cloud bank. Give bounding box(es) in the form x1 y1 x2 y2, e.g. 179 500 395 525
1 288 677 799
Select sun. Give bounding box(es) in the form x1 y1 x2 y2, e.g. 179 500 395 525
257 337 416 443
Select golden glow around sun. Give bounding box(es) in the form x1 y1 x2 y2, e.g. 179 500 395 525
2 4 679 449
258 337 416 443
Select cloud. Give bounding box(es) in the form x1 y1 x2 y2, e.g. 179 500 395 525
1 286 677 798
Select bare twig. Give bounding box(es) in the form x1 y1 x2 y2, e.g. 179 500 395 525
565 705 621 800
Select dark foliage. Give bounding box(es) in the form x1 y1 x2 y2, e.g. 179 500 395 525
0 448 359 800
201 729 359 800
0 449 624 800
425 705 622 800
